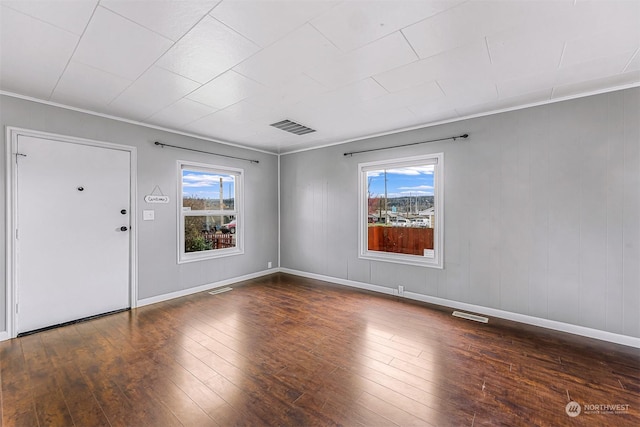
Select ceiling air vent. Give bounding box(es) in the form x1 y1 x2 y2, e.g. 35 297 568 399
269 119 316 135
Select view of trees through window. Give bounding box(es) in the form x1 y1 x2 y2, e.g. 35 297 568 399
181 167 238 256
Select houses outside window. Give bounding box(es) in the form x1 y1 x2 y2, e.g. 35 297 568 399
359 153 443 268
178 161 243 263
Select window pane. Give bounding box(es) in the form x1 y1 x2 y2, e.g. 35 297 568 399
182 169 235 211
184 215 236 253
366 165 435 255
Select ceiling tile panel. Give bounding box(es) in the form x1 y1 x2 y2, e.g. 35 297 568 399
306 31 418 89
498 50 637 101
185 108 265 141
156 15 259 83
187 70 265 109
284 102 361 132
109 66 200 120
1 0 97 35
556 51 637 86
374 40 491 93
293 78 388 114
402 0 570 60
0 5 79 99
552 70 640 99
212 0 337 47
402 1 511 60
246 74 329 110
625 51 640 73
488 31 565 83
456 89 553 117
561 27 640 69
51 60 131 108
100 0 221 41
497 72 557 100
571 0 640 35
439 76 497 108
217 99 288 129
145 98 218 128
73 6 173 81
344 106 420 137
407 102 459 124
358 81 445 117
310 0 463 52
232 24 341 87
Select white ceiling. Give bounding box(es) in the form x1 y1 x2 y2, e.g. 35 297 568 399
1 0 638 154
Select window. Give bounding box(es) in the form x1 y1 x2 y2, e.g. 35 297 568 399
178 161 243 263
359 153 443 268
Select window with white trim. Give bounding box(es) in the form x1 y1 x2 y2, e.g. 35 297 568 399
178 161 243 263
359 153 443 268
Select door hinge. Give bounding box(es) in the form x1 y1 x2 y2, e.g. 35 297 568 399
15 228 18 239
16 303 19 314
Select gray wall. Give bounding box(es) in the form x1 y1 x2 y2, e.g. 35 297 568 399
2 88 639 340
281 88 640 339
1 95 279 332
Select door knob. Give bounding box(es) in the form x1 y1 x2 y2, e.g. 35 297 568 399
121 209 127 215
120 226 128 231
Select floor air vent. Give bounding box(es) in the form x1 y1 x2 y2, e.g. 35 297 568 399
208 287 233 295
452 311 489 323
270 119 316 135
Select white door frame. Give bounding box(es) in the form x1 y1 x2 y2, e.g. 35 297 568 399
4 127 138 339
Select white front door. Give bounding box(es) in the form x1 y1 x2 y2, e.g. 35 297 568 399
15 134 131 334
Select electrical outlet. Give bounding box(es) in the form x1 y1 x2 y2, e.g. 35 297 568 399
267 261 272 269
398 285 404 296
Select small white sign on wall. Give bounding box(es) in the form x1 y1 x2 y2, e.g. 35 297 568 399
144 195 169 203
145 185 169 204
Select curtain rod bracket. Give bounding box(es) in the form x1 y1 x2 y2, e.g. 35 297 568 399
453 133 469 141
154 141 259 164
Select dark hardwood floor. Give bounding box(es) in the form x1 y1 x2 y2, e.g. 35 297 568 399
1 273 639 426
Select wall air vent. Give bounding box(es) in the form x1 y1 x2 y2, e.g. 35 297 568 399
452 311 489 323
269 119 316 135
208 287 233 295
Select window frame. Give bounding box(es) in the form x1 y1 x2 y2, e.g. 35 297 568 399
177 160 244 264
358 153 444 269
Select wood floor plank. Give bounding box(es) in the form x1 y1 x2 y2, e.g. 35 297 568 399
36 328 111 426
54 364 110 427
357 391 435 426
293 391 391 427
2 272 639 426
145 375 219 426
0 347 39 426
17 334 75 426
178 336 300 426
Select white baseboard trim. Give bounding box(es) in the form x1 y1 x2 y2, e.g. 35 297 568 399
280 268 640 349
137 269 276 308
279 268 394 296
0 331 9 342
